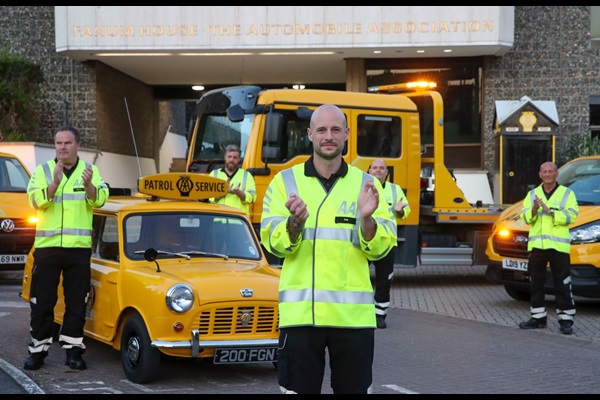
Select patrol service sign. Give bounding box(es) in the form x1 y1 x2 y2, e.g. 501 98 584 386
138 173 227 200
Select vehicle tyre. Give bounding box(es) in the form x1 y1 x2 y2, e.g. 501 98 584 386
504 285 530 302
120 313 161 384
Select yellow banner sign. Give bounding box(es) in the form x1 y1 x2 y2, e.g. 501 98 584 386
138 173 227 200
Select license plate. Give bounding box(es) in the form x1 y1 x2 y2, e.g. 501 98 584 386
502 258 528 272
213 347 277 364
0 254 27 264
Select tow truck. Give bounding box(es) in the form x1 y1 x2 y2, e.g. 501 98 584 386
185 84 504 266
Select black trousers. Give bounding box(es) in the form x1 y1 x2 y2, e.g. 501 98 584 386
528 248 575 320
373 248 395 317
277 326 374 394
28 247 91 353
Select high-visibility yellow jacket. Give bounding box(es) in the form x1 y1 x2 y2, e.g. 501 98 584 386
520 185 578 254
260 161 397 328
382 181 410 224
210 168 256 216
27 159 109 248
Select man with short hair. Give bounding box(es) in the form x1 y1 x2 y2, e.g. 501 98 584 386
24 126 109 371
261 104 396 394
210 144 256 217
518 161 578 335
368 159 410 329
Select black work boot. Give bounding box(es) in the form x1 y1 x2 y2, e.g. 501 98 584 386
376 314 387 329
559 320 574 335
24 351 48 370
518 317 547 329
65 348 87 370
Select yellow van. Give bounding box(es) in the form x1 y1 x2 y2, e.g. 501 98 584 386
0 152 36 271
21 173 280 384
485 155 600 300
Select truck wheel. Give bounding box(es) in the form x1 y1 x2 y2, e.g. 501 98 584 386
120 313 161 384
504 286 530 302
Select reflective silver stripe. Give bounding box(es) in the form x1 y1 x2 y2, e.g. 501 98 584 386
558 188 578 223
63 228 92 236
241 170 248 190
558 189 570 209
35 229 63 237
262 215 285 230
261 215 288 258
376 217 396 235
263 186 272 211
530 306 547 319
36 228 92 238
240 170 251 192
280 288 373 305
41 162 53 184
388 184 398 215
528 234 571 244
281 169 298 197
302 226 350 241
521 189 537 217
62 193 87 201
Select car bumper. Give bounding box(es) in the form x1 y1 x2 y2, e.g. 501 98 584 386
486 261 600 299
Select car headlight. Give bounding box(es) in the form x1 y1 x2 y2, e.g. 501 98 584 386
166 284 194 313
570 221 600 244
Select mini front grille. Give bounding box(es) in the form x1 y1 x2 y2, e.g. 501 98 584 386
491 230 530 259
197 305 279 336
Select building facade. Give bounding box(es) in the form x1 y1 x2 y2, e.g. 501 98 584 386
0 6 598 187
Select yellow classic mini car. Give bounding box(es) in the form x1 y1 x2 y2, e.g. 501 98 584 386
21 173 280 384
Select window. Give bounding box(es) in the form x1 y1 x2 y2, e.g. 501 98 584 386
592 6 600 49
590 95 600 139
92 215 120 261
357 114 402 157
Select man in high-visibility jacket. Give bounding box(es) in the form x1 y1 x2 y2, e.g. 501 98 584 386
261 104 397 394
209 144 256 217
519 161 578 335
368 159 410 329
24 127 109 371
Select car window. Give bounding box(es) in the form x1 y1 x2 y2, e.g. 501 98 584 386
92 215 120 261
559 158 600 206
0 155 30 192
123 212 261 261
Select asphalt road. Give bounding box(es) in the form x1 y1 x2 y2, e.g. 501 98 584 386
2 265 600 394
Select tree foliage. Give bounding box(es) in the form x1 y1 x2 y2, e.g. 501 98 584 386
559 134 600 166
0 48 45 141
